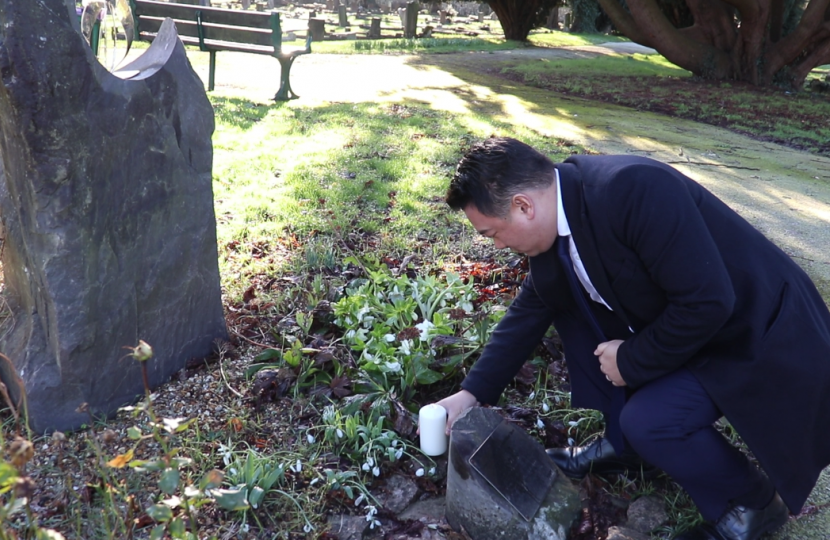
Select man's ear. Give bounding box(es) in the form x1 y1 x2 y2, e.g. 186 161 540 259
512 193 535 219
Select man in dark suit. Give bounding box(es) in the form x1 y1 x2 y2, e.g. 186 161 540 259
435 137 830 540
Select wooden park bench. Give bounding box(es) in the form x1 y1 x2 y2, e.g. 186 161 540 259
127 0 312 100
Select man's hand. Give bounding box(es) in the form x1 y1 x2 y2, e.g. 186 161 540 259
427 390 479 435
595 339 627 387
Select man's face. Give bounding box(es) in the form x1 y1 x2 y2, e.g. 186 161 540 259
464 199 555 257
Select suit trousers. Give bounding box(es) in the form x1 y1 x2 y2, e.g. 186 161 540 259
618 367 771 521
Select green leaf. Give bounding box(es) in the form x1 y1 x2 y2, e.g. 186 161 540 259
127 426 142 440
415 368 443 385
253 348 282 363
168 516 186 537
248 485 265 508
212 488 251 511
199 469 224 490
245 362 280 379
131 459 166 472
0 462 19 493
159 469 180 495
146 503 173 522
149 524 166 540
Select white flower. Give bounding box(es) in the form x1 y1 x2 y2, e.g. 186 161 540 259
568 437 575 446
369 518 381 530
568 421 579 427
303 523 313 533
390 439 398 448
322 406 335 423
336 428 344 439
241 523 249 533
384 333 396 342
395 449 403 460
536 417 545 429
400 339 412 355
355 494 365 506
529 391 536 400
372 466 380 477
362 462 370 472
415 468 425 477
367 457 374 467
460 301 473 313
229 467 237 476
307 434 315 444
428 467 436 475
384 361 401 372
365 505 378 518
290 459 302 473
415 320 435 341
542 402 550 413
310 478 320 486
345 329 356 339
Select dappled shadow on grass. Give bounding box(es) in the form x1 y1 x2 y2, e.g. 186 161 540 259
410 51 830 156
211 95 284 131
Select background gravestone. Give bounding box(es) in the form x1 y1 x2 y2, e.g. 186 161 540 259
446 407 581 540
0 0 227 432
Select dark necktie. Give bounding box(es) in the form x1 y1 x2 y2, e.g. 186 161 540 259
555 235 627 453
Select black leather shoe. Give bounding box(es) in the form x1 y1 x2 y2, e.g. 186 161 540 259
674 492 789 540
546 437 656 479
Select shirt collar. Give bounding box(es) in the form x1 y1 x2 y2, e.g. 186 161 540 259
555 168 570 237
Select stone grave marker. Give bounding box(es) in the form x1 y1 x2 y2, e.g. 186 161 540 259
446 407 581 540
338 4 348 26
403 0 419 38
0 1 227 432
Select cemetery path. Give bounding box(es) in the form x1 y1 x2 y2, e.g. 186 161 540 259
180 46 830 539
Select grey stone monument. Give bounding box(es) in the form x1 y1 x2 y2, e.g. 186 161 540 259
0 1 227 432
446 408 581 540
403 0 419 38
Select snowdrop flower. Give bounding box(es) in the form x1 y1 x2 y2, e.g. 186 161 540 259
536 417 545 429
372 466 380 477
345 329 356 340
307 433 315 444
390 439 398 448
229 467 237 476
460 301 473 313
542 402 550 413
367 457 375 467
415 320 434 341
336 428 344 439
415 468 425 477
290 459 302 473
241 523 249 533
400 339 412 355
362 462 370 472
568 421 579 427
384 361 401 373
395 448 403 460
303 523 313 533
568 437 575 446
365 505 378 519
529 391 536 400
384 333 395 342
369 518 381 530
322 406 335 423
310 478 320 486
218 442 234 466
355 494 365 506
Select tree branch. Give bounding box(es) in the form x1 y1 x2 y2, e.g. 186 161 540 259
625 0 732 77
765 0 830 80
596 0 654 47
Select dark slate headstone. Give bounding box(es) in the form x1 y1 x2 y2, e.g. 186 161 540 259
446 407 581 540
0 2 227 432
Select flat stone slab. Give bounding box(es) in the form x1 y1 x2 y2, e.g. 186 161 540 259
445 407 580 540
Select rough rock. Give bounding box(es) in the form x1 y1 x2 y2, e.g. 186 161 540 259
625 495 667 534
445 407 581 540
327 514 369 540
376 474 420 514
0 1 226 432
606 525 651 540
398 496 446 521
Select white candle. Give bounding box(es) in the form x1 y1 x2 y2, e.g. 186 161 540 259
419 404 448 456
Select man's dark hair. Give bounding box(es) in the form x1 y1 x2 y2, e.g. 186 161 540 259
446 137 557 217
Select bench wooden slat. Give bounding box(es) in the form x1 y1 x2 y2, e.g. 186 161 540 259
139 17 275 49
134 0 272 29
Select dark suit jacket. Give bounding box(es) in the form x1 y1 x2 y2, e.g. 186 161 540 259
461 155 830 513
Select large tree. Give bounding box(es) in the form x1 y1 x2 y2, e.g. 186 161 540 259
598 0 830 87
485 0 563 40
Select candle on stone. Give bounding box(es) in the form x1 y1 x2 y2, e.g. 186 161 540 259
419 403 448 456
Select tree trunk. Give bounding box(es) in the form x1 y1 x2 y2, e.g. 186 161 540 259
487 0 559 41
598 0 830 88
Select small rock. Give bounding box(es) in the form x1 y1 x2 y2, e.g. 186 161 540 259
626 495 667 534
376 474 420 514
398 496 446 521
607 525 651 540
327 514 368 540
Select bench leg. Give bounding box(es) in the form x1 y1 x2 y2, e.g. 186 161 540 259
208 50 216 92
274 55 300 101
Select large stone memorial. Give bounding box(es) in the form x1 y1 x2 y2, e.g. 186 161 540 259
446 407 581 540
0 0 227 432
